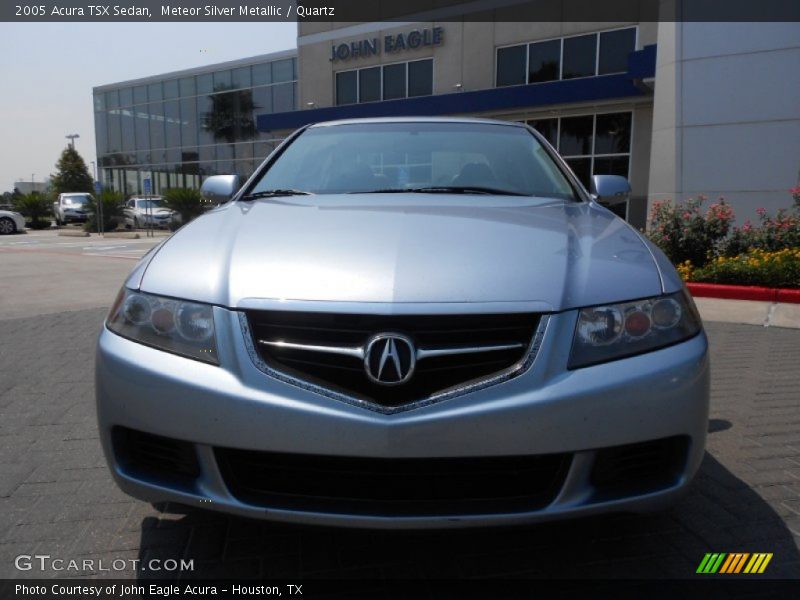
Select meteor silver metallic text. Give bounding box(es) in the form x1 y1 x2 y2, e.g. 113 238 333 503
96 118 709 528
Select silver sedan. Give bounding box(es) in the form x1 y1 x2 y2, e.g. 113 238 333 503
96 118 709 528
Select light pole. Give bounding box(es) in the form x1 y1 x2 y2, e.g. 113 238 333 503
65 133 80 149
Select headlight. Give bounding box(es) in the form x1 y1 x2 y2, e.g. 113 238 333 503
106 288 218 364
568 290 701 369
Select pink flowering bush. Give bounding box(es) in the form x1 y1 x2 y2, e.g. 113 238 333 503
647 196 734 267
721 207 800 257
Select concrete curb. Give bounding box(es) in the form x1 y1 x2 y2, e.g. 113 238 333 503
102 232 141 239
57 230 89 238
687 282 800 305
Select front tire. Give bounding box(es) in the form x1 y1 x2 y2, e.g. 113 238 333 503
0 217 16 235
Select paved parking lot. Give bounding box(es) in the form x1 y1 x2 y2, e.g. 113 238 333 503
0 230 164 319
0 232 799 582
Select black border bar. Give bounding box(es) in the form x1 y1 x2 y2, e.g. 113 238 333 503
4 0 800 23
3 579 800 600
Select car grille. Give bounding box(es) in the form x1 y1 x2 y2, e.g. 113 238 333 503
244 310 540 408
215 447 571 516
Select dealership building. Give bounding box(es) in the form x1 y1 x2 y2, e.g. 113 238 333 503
93 18 800 228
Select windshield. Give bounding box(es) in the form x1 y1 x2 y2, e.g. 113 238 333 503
249 122 578 200
136 199 164 209
64 195 90 205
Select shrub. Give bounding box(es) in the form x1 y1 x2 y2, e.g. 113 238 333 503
12 191 52 226
647 196 734 267
689 248 800 288
163 188 204 225
719 208 800 257
85 189 123 233
27 219 52 230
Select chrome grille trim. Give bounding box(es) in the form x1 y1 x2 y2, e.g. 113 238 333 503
239 312 550 415
257 339 526 361
259 340 365 358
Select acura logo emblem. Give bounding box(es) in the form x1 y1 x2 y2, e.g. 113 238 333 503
364 333 416 385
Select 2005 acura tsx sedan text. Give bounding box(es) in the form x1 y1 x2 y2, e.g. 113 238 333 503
96 117 709 528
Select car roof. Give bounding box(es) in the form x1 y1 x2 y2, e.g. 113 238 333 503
308 116 527 129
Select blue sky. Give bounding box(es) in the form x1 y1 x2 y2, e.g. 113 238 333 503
0 22 297 192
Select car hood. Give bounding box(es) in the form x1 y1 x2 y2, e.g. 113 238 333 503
136 194 664 312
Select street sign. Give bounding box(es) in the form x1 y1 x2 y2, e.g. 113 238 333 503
143 178 151 195
94 181 102 194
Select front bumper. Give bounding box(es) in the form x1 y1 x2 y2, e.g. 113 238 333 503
96 307 710 528
63 212 88 222
140 216 173 228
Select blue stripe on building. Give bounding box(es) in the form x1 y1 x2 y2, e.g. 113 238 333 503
257 45 657 132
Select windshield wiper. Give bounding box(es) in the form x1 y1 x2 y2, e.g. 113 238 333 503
239 189 313 201
355 186 530 196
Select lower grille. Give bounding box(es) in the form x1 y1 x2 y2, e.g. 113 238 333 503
245 310 540 408
590 436 689 498
215 448 571 516
112 427 200 490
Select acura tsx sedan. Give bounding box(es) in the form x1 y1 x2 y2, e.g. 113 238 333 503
96 117 709 528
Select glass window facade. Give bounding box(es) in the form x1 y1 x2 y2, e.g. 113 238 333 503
335 59 434 106
382 62 406 100
358 67 381 103
562 34 596 79
599 28 638 75
528 39 561 83
527 111 633 217
94 56 297 196
408 59 433 97
496 27 636 87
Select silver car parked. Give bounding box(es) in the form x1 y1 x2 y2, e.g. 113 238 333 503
96 118 709 528
122 196 179 230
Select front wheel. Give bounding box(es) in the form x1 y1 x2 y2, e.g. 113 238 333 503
0 217 17 235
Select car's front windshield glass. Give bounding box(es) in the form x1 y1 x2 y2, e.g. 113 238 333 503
249 122 578 200
137 200 163 209
64 195 89 205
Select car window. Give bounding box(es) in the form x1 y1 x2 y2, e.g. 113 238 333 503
249 122 578 200
63 195 90 205
137 199 163 209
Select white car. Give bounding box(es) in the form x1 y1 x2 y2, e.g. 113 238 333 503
122 197 179 230
53 193 92 225
0 209 26 234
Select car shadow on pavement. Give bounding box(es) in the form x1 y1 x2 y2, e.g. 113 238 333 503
135 450 800 581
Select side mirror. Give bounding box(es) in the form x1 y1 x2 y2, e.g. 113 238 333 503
590 175 631 206
200 175 241 204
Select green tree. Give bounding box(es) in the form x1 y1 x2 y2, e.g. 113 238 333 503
12 191 52 229
50 146 93 195
163 187 205 226
85 189 123 233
